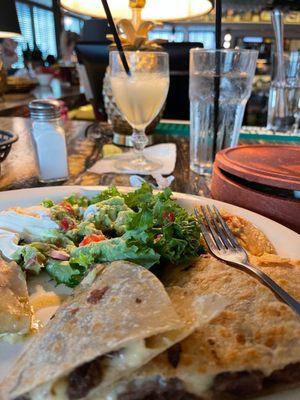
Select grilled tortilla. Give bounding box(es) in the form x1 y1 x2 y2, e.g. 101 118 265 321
0 258 31 338
1 261 193 400
100 217 300 400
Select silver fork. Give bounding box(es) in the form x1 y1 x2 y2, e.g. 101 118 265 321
195 205 300 317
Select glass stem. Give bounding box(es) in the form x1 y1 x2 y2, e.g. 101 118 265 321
131 129 148 163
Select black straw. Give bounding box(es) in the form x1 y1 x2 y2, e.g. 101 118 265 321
213 0 222 161
100 0 131 75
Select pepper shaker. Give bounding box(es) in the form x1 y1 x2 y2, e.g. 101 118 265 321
29 99 69 183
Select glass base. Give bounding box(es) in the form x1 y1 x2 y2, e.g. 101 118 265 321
39 175 69 183
115 156 162 173
190 162 212 176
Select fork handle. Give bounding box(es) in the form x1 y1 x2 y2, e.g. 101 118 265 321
228 261 300 317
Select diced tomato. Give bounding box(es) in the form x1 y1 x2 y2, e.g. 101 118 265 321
59 217 76 231
59 201 75 215
162 211 175 222
79 234 106 246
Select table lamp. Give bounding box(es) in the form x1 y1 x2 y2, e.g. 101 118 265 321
61 0 213 26
0 0 22 100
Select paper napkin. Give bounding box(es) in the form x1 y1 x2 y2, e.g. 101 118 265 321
88 143 177 176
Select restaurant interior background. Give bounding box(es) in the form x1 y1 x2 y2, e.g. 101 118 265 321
1 0 300 126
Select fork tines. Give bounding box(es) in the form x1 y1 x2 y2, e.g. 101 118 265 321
195 205 239 252
194 205 300 317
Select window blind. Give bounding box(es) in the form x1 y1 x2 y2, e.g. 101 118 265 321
14 1 35 68
13 0 57 68
33 6 57 58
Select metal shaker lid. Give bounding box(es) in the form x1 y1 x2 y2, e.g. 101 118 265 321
29 99 61 120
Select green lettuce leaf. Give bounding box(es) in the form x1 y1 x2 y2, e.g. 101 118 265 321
66 194 90 207
124 183 154 210
13 243 48 274
70 237 160 269
45 260 84 288
90 187 123 204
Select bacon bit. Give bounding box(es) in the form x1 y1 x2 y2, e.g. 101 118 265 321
162 211 175 222
79 234 106 247
87 286 109 304
135 298 142 304
26 256 38 267
59 217 76 231
60 201 75 216
47 249 70 261
167 343 182 368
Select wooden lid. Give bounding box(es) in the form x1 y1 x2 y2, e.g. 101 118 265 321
215 145 300 190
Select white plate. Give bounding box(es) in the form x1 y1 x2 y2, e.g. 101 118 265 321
0 186 299 400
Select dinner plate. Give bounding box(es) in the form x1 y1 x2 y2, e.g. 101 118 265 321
0 186 299 400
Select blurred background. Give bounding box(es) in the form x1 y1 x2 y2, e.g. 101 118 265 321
1 0 299 126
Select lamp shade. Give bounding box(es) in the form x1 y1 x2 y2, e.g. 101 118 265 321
61 0 213 21
0 0 21 38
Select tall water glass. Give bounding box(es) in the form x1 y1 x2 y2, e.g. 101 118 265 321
267 51 300 134
110 51 169 172
189 49 258 175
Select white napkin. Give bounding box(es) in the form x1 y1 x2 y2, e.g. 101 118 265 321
88 143 177 176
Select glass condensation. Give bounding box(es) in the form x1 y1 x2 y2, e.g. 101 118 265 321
189 49 258 176
267 51 300 134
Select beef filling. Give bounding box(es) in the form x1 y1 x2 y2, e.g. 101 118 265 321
213 370 264 396
117 363 300 400
118 377 203 400
266 363 300 384
67 356 103 400
167 343 182 368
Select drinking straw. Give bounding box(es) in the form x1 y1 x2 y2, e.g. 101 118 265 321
213 0 222 160
100 0 131 75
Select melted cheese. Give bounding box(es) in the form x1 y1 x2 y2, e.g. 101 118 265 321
100 372 213 400
31 381 67 400
111 339 152 369
29 340 152 400
30 289 62 312
179 371 213 396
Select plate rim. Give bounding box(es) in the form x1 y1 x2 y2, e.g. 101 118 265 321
0 185 299 400
0 185 299 258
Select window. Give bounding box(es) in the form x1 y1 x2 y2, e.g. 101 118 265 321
64 15 84 35
188 31 215 48
148 26 214 47
33 6 57 58
174 27 185 42
148 29 173 42
14 2 34 68
14 0 57 68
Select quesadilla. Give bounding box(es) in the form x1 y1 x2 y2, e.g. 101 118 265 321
101 254 300 399
0 258 31 339
2 261 193 400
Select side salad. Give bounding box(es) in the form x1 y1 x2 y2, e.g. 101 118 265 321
12 184 204 287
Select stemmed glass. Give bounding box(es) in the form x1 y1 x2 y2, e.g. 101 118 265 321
110 51 169 172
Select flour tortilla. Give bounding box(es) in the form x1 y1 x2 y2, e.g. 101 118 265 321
2 261 190 399
101 254 300 399
0 258 31 335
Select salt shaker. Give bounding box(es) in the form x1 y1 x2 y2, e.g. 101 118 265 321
29 99 69 183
